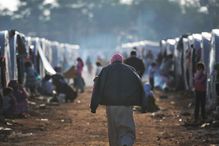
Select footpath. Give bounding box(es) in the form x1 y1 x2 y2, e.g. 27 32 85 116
0 88 219 146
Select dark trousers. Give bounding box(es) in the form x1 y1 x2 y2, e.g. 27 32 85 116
194 90 206 120
149 77 154 90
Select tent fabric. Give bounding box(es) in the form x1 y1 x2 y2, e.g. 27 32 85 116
37 45 56 75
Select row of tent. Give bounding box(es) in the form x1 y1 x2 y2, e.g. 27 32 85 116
117 40 160 58
160 29 219 111
0 30 80 89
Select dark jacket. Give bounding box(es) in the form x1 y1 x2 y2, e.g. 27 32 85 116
124 56 145 77
90 61 145 112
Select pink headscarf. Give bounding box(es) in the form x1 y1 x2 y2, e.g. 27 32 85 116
111 53 123 64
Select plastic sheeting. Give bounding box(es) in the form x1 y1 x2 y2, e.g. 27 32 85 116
9 33 18 80
1 31 11 82
0 31 10 86
37 45 56 75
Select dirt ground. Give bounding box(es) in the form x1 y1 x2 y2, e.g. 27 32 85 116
0 87 219 146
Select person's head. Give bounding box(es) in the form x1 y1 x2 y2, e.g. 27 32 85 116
130 51 136 57
3 87 13 96
77 57 82 62
96 61 101 66
111 53 123 64
196 62 205 71
77 57 84 66
8 80 19 90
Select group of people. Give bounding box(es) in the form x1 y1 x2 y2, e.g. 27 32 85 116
90 48 207 146
37 57 83 102
33 57 84 102
0 61 39 119
0 56 86 120
0 80 28 119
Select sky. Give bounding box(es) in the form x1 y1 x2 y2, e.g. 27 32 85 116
0 0 135 11
0 0 56 11
0 0 19 11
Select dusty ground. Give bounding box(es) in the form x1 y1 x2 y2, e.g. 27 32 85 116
0 87 219 146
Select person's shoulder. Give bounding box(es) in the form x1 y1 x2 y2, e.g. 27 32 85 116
137 57 142 60
100 64 112 72
108 62 131 70
130 56 142 61
124 57 131 62
135 57 144 63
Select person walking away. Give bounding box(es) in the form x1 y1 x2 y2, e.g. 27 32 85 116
124 50 145 78
90 53 145 146
193 62 207 123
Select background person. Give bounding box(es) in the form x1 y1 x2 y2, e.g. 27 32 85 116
193 62 207 123
2 87 17 118
74 57 85 93
124 50 145 78
8 80 28 117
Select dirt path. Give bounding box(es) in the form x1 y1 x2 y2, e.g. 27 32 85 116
0 87 219 146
